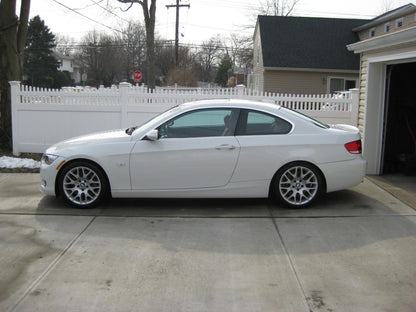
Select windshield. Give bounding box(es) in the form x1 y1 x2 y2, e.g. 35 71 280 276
282 107 329 129
126 105 182 135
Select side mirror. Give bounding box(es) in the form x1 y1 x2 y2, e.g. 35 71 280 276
143 129 159 141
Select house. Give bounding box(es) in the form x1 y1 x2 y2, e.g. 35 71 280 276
347 3 416 175
251 16 370 95
55 52 85 84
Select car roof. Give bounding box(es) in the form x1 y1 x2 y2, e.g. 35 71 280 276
177 99 282 112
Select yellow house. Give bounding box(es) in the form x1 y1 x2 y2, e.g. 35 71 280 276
251 16 369 95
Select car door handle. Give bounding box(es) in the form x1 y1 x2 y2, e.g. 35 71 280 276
215 144 236 150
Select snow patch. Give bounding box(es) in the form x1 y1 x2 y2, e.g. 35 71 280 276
0 156 40 169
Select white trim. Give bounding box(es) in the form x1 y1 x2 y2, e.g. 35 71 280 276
363 62 386 174
364 52 416 174
366 51 416 64
347 26 416 53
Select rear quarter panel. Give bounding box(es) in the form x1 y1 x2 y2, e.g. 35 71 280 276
231 130 360 184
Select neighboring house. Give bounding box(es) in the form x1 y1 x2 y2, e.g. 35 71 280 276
251 16 369 95
347 3 416 175
55 52 85 84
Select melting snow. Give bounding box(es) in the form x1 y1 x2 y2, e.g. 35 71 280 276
0 156 40 169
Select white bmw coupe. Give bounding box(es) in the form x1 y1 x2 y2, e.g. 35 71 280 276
40 99 366 208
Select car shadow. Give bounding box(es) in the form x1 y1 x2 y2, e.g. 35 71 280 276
32 177 416 256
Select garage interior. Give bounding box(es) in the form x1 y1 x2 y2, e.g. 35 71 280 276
382 62 416 176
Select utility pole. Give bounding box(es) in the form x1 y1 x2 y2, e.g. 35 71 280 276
166 0 190 67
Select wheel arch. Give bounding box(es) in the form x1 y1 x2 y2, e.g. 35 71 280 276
268 160 327 199
55 158 111 197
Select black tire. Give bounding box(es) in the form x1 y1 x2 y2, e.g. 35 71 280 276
58 161 108 208
273 162 323 208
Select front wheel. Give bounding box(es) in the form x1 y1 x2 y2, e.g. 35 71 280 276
58 161 108 208
274 162 323 208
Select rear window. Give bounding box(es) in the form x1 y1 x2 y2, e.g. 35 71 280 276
283 107 329 129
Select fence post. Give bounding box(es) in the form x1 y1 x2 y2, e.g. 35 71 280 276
349 88 359 127
236 85 245 98
119 82 130 128
9 81 21 156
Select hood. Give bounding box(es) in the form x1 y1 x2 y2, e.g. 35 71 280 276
46 129 131 154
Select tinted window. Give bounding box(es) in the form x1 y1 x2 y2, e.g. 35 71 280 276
236 110 292 135
282 107 329 129
158 108 239 138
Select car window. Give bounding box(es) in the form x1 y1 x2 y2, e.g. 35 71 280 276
282 107 329 129
235 110 292 135
158 108 239 138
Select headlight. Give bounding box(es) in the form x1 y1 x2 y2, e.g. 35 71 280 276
41 154 59 165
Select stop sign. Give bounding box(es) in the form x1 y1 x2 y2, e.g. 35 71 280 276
133 70 142 82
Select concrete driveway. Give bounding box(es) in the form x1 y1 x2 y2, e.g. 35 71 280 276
1 173 416 312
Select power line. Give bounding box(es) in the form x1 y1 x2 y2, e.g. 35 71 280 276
50 0 126 34
54 41 253 53
166 0 190 65
88 0 131 23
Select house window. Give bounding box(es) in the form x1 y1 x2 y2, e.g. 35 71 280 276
328 77 357 94
385 22 391 32
369 28 376 37
396 18 403 28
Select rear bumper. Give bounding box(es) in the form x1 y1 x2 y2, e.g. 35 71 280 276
321 157 367 193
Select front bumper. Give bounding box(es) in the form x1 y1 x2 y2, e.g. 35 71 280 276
40 156 66 196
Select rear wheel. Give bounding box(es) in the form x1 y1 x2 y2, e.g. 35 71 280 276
58 161 108 208
274 162 322 208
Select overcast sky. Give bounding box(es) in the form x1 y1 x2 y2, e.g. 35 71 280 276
26 0 415 44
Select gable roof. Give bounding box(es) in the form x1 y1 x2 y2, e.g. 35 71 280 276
257 15 370 70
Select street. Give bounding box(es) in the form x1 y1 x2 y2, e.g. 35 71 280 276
1 173 416 312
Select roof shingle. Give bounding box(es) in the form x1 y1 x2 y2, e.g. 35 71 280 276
258 16 369 70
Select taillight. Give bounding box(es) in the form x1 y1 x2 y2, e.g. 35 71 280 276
345 140 362 154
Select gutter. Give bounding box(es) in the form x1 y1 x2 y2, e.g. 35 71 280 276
347 25 416 53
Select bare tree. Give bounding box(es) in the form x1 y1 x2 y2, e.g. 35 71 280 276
379 0 396 13
0 0 31 149
194 36 222 82
116 20 146 82
79 31 124 87
55 34 76 56
258 0 300 16
117 0 157 89
224 34 253 73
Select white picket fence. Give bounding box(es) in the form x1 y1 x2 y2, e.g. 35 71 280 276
9 81 359 155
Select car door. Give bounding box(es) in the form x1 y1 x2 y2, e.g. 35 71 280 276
231 109 293 182
129 108 241 190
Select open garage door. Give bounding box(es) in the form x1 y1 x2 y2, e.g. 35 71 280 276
382 62 416 175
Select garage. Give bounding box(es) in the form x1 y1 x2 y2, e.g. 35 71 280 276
346 3 416 175
382 62 416 175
